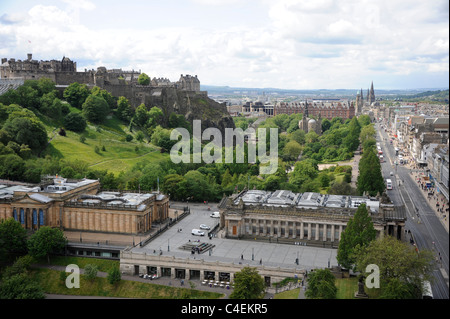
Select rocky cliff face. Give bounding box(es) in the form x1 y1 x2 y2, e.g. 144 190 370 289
146 87 235 136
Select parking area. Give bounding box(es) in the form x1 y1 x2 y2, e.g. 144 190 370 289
130 202 338 271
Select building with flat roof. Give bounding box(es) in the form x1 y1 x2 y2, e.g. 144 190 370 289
0 176 169 235
218 189 406 247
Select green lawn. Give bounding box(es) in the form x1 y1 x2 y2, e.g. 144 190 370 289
30 268 223 299
30 256 223 299
274 277 381 299
41 115 169 175
274 288 300 299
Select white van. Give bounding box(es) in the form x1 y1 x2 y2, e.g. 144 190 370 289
210 211 220 218
386 179 393 190
191 229 205 236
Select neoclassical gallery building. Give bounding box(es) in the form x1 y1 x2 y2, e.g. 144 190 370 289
0 176 169 235
218 189 407 246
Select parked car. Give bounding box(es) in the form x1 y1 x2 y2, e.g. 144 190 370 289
192 229 205 236
390 171 394 176
210 211 220 218
199 224 210 230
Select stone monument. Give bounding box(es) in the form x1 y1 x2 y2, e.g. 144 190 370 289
354 277 369 298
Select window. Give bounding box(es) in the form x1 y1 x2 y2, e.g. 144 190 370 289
20 208 24 224
39 209 44 225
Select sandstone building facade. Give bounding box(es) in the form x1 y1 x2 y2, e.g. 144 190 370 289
273 99 355 120
0 176 169 235
218 190 407 247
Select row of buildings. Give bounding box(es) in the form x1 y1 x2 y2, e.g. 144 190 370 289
232 82 378 121
378 104 449 200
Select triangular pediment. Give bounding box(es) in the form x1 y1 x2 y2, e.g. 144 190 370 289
13 194 52 205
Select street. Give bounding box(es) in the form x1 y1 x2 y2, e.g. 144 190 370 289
377 123 449 299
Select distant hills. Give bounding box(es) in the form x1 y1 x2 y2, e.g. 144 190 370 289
201 85 449 100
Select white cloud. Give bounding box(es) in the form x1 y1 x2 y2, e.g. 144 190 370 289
0 0 448 89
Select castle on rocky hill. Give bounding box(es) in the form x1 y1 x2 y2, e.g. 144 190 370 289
0 53 202 106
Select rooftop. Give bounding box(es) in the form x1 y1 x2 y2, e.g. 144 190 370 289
233 189 380 212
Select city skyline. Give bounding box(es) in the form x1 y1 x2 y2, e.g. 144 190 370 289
0 0 448 90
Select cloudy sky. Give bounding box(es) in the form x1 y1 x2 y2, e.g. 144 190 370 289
0 0 448 90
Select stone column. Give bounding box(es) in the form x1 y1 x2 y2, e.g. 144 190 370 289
323 224 327 242
307 223 311 240
157 267 162 277
315 224 319 241
331 224 335 242
300 222 304 239
292 222 297 239
185 268 190 280
339 225 343 241
171 267 176 279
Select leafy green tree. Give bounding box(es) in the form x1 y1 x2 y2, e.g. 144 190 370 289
90 86 116 109
354 236 434 299
357 148 385 196
0 273 45 299
36 77 56 96
63 82 90 109
1 116 48 154
1 255 35 279
282 140 302 161
229 267 265 299
138 73 150 85
64 112 87 132
290 159 318 187
0 154 26 181
305 268 337 299
82 95 110 123
161 174 185 200
321 118 332 132
116 96 133 121
336 204 376 269
107 267 122 285
27 226 67 263
84 264 98 281
342 116 361 152
147 106 164 128
134 103 149 127
0 218 28 263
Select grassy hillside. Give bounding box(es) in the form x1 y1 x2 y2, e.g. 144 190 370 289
40 109 169 175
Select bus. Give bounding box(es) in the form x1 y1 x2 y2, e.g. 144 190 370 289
386 179 393 190
422 281 433 299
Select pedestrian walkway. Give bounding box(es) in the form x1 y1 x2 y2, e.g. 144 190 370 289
412 170 449 232
298 281 307 299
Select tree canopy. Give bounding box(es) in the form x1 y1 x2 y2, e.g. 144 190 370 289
354 236 435 299
27 226 67 263
229 267 266 299
337 203 376 270
138 73 150 85
305 268 337 299
82 95 110 124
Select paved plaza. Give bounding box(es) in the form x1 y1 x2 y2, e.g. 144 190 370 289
130 202 338 272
